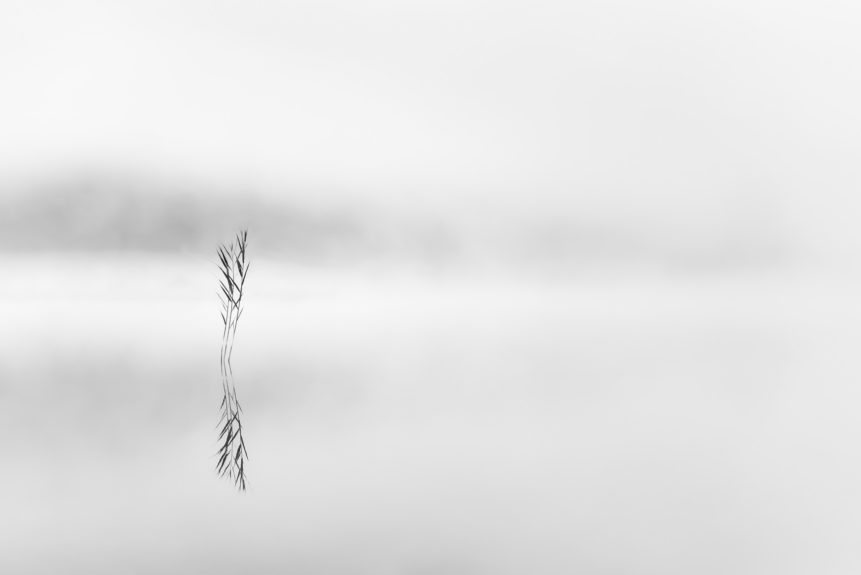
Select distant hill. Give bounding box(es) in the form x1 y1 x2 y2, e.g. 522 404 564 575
0 174 790 271
0 175 379 260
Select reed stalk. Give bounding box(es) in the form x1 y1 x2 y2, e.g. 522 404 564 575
215 230 250 491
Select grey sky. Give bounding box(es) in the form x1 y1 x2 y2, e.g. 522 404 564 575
1 0 860 261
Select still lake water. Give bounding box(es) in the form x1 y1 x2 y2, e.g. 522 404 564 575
1 255 860 574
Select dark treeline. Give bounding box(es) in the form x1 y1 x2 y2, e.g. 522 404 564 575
0 175 373 260
0 174 788 270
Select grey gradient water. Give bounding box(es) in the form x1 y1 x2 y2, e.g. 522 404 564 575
3 250 861 573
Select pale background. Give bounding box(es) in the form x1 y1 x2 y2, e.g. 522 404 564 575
2 1 861 573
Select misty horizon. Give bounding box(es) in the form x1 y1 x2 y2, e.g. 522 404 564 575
0 171 793 273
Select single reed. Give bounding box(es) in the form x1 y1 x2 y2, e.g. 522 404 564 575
215 230 250 491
